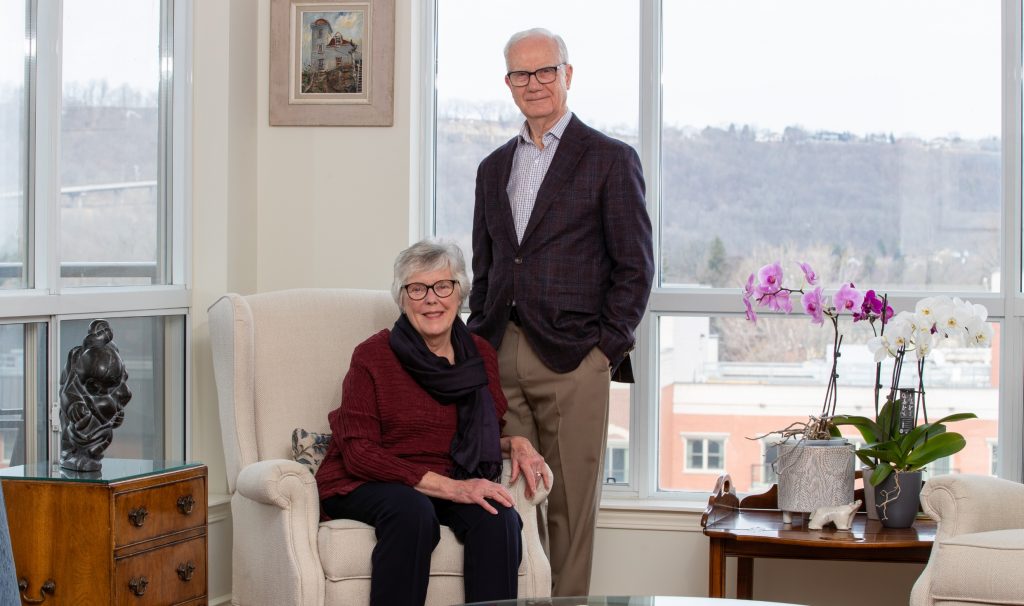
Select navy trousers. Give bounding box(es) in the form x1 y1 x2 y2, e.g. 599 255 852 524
322 482 522 606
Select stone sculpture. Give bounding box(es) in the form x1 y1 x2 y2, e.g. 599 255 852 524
808 499 862 530
59 319 132 471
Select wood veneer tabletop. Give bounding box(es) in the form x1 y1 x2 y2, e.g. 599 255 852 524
700 473 936 550
704 509 936 548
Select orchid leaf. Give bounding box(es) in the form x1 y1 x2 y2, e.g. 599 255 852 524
869 464 894 486
905 432 968 469
831 414 882 443
928 412 978 425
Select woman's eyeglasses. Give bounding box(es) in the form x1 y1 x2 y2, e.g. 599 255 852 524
403 280 457 300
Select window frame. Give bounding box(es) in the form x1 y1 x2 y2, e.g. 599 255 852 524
0 0 193 466
421 0 1024 503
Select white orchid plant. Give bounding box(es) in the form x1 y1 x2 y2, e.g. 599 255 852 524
866 295 993 363
833 294 990 487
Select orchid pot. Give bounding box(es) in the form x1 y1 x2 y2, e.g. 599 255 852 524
773 437 855 523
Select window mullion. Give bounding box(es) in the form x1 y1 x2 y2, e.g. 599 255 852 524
171 0 193 288
31 0 60 294
629 0 662 501
999 0 1024 482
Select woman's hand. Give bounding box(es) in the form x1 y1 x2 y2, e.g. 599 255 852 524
503 435 550 500
416 471 514 514
448 477 515 514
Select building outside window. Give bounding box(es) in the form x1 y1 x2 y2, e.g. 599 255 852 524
428 0 1019 499
0 0 190 468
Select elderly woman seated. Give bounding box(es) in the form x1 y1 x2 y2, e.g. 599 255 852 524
315 239 548 606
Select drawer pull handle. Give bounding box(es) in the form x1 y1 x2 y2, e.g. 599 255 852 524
177 494 196 515
128 507 149 527
17 578 55 603
128 576 149 597
177 560 196 581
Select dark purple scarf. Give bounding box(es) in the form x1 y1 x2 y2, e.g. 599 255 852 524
389 314 502 481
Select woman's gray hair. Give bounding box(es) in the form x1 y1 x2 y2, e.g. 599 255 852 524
503 28 569 67
391 239 471 309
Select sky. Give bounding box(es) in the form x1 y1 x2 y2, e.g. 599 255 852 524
437 0 1001 139
0 0 1004 139
301 10 366 61
1 1 160 94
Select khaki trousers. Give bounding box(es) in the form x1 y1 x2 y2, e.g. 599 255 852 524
498 323 611 597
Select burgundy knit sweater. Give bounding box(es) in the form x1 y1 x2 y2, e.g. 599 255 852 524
315 329 508 502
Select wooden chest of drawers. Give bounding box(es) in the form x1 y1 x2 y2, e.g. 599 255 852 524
0 460 207 605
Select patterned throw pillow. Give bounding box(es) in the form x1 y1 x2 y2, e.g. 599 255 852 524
291 428 332 475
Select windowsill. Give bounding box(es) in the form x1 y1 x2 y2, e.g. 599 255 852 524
597 496 709 531
601 496 708 513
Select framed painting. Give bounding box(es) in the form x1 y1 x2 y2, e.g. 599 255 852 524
270 0 394 126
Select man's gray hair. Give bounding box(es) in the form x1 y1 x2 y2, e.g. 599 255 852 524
503 28 569 67
391 239 471 308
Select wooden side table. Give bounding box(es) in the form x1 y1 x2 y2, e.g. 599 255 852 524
0 459 207 605
700 474 934 600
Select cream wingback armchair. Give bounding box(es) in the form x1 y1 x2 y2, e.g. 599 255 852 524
910 474 1024 606
209 288 552 606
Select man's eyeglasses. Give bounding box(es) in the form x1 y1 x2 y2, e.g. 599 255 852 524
506 64 565 87
403 279 458 301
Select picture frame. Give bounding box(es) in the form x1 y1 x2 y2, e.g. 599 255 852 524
269 0 394 126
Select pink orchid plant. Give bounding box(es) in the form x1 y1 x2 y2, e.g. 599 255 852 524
743 260 893 439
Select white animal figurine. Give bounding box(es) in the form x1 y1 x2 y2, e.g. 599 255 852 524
808 500 862 530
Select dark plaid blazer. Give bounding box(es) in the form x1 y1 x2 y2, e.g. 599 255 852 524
468 115 654 375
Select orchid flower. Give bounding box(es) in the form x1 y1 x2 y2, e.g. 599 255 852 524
757 262 784 293
833 283 864 314
801 287 825 325
797 261 818 286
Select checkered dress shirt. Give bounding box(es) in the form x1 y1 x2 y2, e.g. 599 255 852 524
506 110 573 243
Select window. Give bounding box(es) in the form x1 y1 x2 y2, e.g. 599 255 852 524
60 1 165 287
758 442 778 489
658 313 998 493
684 436 725 473
428 1 1022 499
0 1 189 468
0 1 28 290
604 444 628 484
0 322 47 467
924 456 954 479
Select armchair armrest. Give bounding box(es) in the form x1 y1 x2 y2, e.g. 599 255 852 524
235 458 319 509
230 459 326 606
503 461 553 508
921 474 1024 539
502 460 553 597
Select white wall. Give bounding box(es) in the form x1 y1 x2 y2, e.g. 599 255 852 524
189 2 925 604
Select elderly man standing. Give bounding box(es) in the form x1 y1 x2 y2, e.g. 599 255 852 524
468 27 654 596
